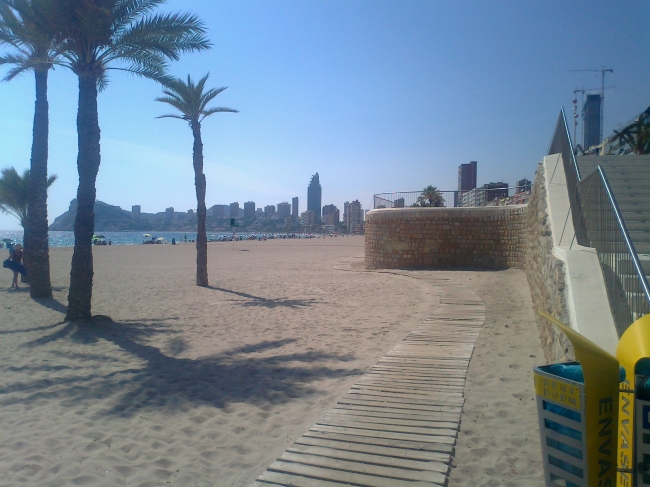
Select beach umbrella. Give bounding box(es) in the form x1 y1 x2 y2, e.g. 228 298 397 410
93 235 106 239
143 234 151 238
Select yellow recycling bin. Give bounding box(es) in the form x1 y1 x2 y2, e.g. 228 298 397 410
536 311 621 487
616 313 650 487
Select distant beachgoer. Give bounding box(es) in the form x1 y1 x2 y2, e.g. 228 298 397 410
6 243 25 288
7 241 14 256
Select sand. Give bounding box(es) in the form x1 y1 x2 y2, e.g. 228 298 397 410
0 237 545 486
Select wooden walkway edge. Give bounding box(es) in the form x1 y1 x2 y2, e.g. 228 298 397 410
251 277 486 487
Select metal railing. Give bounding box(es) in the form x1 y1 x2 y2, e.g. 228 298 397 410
373 188 526 210
551 108 650 336
548 109 589 246
579 167 650 335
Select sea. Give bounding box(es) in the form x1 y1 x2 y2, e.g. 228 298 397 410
0 230 318 248
0 231 221 247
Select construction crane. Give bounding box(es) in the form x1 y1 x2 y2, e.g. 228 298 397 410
569 67 614 142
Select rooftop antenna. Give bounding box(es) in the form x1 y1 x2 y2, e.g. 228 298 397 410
569 67 613 142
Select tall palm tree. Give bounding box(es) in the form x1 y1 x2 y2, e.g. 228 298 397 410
42 0 210 321
417 185 445 207
0 0 63 298
0 166 57 227
155 74 237 287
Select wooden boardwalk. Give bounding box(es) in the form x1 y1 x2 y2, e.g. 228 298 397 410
252 277 486 487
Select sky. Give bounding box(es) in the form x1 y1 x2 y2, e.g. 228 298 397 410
0 0 648 230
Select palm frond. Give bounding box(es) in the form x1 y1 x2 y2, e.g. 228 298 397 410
112 12 210 63
155 73 237 127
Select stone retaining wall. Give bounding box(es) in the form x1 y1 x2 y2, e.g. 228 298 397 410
524 163 574 363
365 206 527 271
364 174 574 362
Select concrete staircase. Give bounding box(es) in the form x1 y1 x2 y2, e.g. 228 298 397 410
577 155 650 287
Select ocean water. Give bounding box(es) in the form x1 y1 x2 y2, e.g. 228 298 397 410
0 231 209 247
0 230 313 247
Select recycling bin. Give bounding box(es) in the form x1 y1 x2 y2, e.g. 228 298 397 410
534 363 587 487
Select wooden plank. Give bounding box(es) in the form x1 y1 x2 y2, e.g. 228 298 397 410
286 445 449 473
351 383 465 394
302 430 454 454
353 384 465 395
293 436 451 463
346 389 465 404
359 376 466 386
324 412 459 430
336 397 463 413
309 425 456 444
330 405 461 422
315 418 458 437
266 461 444 487
257 470 376 487
279 451 448 483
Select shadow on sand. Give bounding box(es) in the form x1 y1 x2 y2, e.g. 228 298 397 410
209 286 320 309
5 316 360 416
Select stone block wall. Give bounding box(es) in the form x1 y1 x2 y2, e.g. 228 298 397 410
364 173 575 362
524 163 574 363
365 206 527 271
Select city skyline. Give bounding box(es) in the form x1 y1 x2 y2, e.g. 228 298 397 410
1 1 648 230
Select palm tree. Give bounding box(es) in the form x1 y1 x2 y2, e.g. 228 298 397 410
611 107 650 155
0 166 57 224
41 0 210 321
417 185 445 207
155 74 237 287
0 0 64 298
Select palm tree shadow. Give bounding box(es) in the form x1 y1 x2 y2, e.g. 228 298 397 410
12 316 360 416
209 286 320 309
33 297 67 314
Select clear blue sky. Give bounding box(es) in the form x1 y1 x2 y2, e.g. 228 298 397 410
0 0 648 230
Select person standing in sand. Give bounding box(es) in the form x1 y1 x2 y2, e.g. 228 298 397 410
9 244 24 288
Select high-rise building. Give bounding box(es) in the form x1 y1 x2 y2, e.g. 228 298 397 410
277 202 291 218
132 205 141 218
244 201 256 219
458 161 477 192
584 94 602 149
264 205 276 216
165 207 174 220
322 204 339 225
481 182 509 205
300 210 315 227
343 200 363 233
307 173 322 223
292 197 299 219
516 178 532 193
207 204 228 218
229 202 239 218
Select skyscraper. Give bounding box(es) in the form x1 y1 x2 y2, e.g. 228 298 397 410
458 161 477 192
322 204 339 225
277 202 291 218
229 202 239 218
307 173 322 223
584 94 601 150
292 197 299 219
343 200 363 233
244 201 255 219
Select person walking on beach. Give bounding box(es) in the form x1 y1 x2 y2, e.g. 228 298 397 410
9 244 24 288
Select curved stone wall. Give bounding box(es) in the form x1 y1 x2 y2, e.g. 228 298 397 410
365 206 526 270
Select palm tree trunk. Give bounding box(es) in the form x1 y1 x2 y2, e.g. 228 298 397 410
21 221 29 283
26 67 53 297
192 123 208 287
66 74 101 321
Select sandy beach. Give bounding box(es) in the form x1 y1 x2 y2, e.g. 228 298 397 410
0 237 545 486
